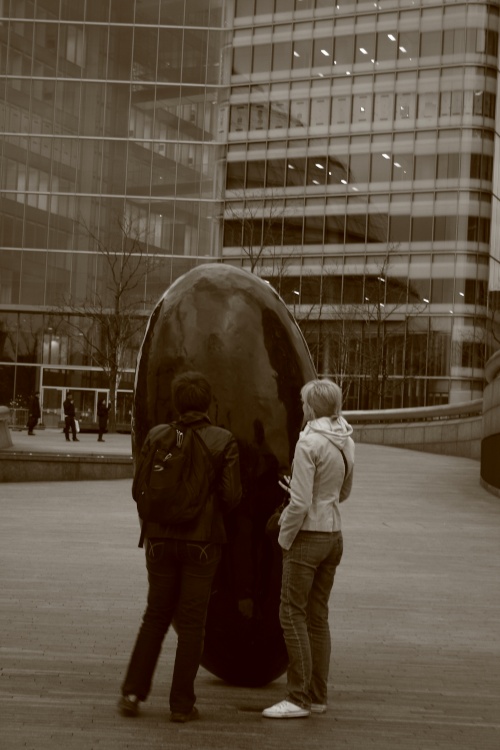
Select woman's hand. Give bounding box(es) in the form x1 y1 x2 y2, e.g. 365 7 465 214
278 474 291 494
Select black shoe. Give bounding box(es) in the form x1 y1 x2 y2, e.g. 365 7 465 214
118 694 140 718
170 707 199 723
28 432 35 436
73 437 79 441
97 438 104 442
65 438 70 442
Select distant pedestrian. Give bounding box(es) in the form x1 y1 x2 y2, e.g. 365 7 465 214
27 392 41 435
97 399 110 442
263 379 355 719
63 393 79 442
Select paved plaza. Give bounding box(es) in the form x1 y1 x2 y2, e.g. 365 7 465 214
1 437 499 750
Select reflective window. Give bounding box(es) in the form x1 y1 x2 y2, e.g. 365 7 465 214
307 158 327 186
355 34 375 64
310 97 330 126
418 93 438 120
437 154 460 179
246 161 265 188
273 41 292 71
346 215 367 243
325 216 345 243
313 38 333 67
414 155 436 181
353 94 372 123
249 103 268 130
420 31 442 58
286 158 306 186
412 217 434 242
334 36 355 66
254 43 273 74
269 101 289 129
304 217 324 244
266 159 286 187
331 96 350 125
290 99 308 127
350 154 370 184
231 104 249 132
371 152 392 182
389 215 411 243
434 217 457 241
374 93 394 122
395 93 415 120
233 46 252 75
392 154 413 181
292 39 312 70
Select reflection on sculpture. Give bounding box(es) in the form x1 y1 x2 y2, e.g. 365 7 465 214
133 264 316 686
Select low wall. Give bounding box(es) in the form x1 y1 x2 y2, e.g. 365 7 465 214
0 406 13 449
348 417 482 460
0 452 133 483
481 351 500 495
344 400 482 461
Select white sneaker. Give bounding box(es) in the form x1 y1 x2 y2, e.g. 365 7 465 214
310 703 327 714
262 700 310 719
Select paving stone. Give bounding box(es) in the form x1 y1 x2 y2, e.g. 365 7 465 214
0 441 499 749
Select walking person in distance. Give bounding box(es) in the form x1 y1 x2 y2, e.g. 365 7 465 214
97 398 110 442
63 393 79 442
263 379 354 719
27 391 41 435
118 371 242 723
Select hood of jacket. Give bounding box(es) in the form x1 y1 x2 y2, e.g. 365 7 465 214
302 415 353 450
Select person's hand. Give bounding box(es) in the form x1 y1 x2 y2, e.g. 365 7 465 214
278 474 291 494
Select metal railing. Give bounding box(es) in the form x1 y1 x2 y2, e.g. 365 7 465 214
344 399 483 425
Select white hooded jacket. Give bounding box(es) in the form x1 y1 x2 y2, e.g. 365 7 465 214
278 415 355 550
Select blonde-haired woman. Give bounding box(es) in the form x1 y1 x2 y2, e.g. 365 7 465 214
263 379 354 718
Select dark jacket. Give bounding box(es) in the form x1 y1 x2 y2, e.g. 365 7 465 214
143 411 242 544
29 396 41 420
63 398 75 418
97 401 109 428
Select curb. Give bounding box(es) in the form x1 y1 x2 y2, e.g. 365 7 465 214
0 452 133 483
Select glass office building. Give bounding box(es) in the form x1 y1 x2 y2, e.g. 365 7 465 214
1 0 499 422
0 0 227 426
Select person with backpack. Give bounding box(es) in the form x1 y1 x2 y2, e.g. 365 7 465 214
118 371 242 723
262 379 354 719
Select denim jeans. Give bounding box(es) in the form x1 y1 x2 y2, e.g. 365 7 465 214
121 538 221 713
280 530 343 708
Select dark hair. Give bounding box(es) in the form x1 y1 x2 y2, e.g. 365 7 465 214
171 371 212 414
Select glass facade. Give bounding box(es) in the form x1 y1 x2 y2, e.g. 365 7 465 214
0 0 498 418
223 0 498 408
0 0 227 424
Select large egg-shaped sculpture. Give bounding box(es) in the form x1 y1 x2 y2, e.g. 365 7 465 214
133 263 316 686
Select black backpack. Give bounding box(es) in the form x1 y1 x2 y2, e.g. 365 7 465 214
132 422 217 548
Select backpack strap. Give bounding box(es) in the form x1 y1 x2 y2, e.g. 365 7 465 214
180 420 218 475
191 427 219 479
331 442 349 477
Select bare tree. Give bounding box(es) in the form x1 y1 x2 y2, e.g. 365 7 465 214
54 216 160 431
286 250 430 409
224 191 299 278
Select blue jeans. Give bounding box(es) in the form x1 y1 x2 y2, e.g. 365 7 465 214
280 530 343 708
121 538 221 713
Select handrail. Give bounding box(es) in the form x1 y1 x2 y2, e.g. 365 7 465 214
344 399 483 424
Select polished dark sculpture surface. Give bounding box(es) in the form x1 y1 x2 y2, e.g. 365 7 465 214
133 263 316 686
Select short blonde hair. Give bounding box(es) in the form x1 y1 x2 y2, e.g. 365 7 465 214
301 379 342 420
